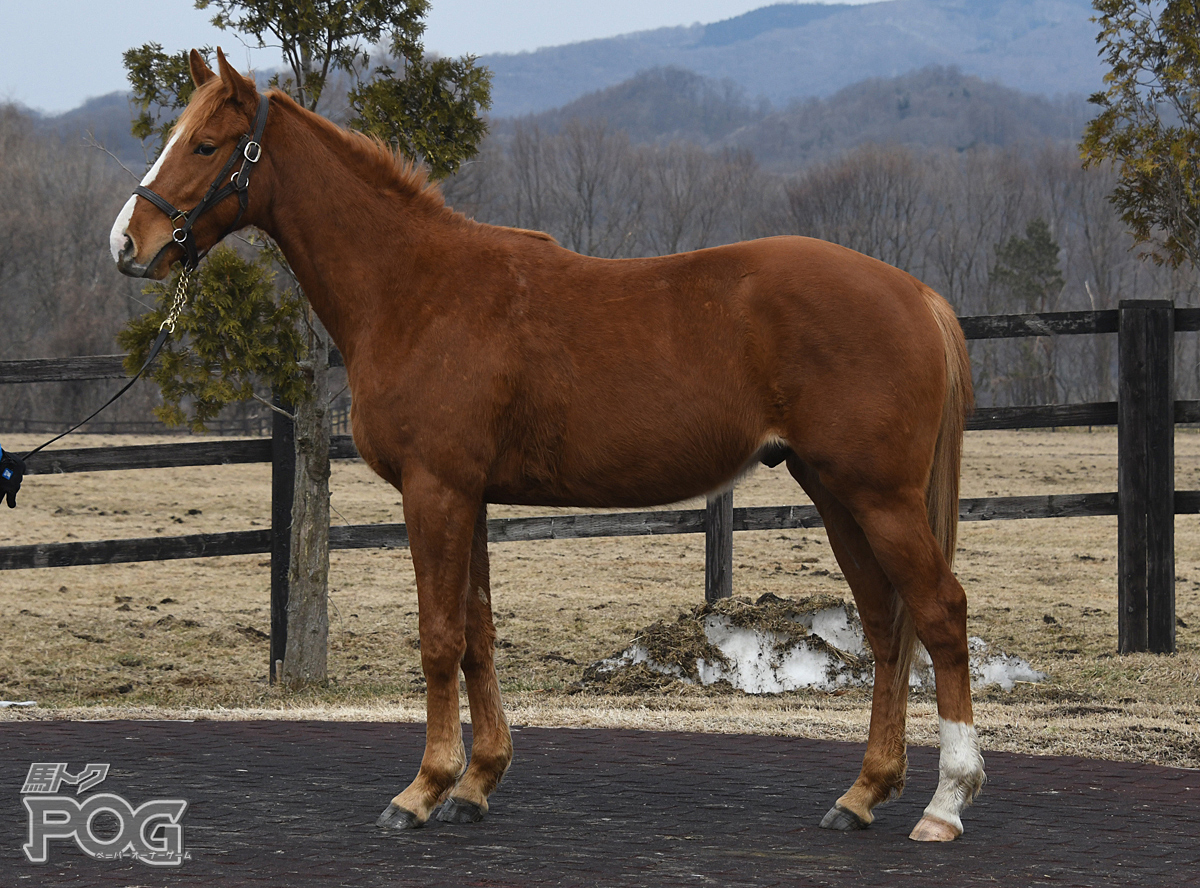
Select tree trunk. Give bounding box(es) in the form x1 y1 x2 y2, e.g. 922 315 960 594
281 315 331 689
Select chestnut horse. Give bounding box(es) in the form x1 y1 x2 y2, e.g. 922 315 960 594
112 50 984 842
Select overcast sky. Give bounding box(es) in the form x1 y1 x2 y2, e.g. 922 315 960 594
0 0 877 114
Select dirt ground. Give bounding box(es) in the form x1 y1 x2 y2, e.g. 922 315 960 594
1 429 1198 770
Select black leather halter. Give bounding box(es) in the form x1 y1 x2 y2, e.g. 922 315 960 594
133 94 270 270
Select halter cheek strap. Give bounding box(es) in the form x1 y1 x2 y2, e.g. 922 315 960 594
134 94 270 271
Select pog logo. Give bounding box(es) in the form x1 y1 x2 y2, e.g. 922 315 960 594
21 762 190 866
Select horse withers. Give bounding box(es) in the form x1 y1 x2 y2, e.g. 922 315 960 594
111 48 984 842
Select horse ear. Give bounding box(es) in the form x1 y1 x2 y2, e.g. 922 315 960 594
215 47 255 105
189 49 215 88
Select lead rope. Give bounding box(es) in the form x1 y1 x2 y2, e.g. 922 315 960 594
21 268 194 461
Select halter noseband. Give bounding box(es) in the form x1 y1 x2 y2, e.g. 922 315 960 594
134 94 270 271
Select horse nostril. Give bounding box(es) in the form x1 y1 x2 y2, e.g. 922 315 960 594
115 234 140 274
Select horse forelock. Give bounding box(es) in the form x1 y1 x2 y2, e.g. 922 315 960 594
172 77 240 146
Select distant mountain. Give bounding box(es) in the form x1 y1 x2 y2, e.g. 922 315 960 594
16 5 1099 182
695 3 849 47
492 68 765 145
32 92 146 168
480 0 1104 117
731 65 1092 168
500 65 1089 171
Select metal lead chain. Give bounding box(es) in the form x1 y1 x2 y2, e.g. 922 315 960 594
160 268 193 333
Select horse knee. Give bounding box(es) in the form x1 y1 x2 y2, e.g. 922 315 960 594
420 634 466 683
462 614 497 665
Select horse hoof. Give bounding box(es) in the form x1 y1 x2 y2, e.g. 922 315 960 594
908 815 961 842
436 797 486 824
819 804 870 831
376 803 423 830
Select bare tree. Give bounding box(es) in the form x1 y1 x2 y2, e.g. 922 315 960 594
642 142 728 255
718 147 778 244
546 120 645 258
784 145 935 273
508 121 554 233
0 104 158 430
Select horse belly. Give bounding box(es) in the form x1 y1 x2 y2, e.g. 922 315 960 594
489 376 766 509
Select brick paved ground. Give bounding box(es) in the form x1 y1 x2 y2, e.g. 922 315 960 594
0 720 1196 887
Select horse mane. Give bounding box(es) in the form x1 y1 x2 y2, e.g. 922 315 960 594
175 81 447 217
502 226 558 244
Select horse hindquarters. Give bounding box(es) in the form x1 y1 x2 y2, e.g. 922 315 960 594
793 288 983 840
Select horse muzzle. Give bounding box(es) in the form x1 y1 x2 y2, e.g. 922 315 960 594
115 237 174 280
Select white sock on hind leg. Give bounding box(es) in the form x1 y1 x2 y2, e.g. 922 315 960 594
922 719 986 833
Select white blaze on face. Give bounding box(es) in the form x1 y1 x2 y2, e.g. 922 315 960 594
109 131 182 263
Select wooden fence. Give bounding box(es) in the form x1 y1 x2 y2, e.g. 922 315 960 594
1 301 1196 669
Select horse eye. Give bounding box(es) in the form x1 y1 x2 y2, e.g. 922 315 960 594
194 143 217 157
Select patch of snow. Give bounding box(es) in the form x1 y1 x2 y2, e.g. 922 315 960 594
906 637 1045 691
803 606 866 656
967 636 1047 691
591 606 1044 695
696 614 863 693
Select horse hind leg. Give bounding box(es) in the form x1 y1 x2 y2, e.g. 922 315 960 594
788 458 913 830
436 504 513 824
850 491 985 842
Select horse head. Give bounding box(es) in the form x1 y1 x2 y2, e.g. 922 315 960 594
111 48 268 279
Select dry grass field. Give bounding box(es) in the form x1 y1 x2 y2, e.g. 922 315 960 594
1 429 1198 769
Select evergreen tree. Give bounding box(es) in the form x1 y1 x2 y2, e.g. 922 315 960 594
991 218 1065 314
989 218 1066 405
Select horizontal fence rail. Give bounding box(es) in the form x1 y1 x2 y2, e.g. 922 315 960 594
3 306 1198 657
21 437 360 475
0 349 346 385
10 491 1199 572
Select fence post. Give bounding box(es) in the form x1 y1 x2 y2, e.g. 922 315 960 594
270 394 295 683
705 490 733 602
1117 300 1174 654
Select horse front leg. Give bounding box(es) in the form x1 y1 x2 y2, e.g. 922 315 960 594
377 468 478 830
436 504 513 823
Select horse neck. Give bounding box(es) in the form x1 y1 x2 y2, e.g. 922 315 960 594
254 98 449 360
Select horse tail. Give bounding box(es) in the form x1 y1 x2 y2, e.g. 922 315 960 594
923 286 972 570
893 287 973 696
